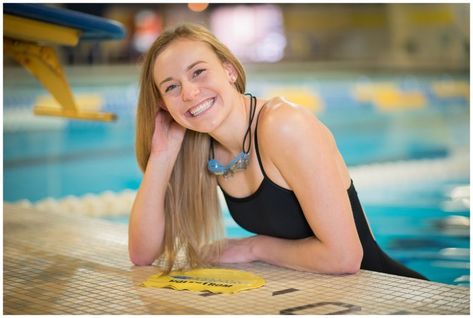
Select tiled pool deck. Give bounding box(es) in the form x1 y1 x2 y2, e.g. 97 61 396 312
3 203 469 314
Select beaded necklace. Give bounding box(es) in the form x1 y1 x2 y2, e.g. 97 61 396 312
207 93 256 178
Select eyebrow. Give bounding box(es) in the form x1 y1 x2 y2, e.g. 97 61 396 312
158 60 207 88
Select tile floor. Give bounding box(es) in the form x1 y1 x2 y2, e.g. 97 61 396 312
3 203 470 314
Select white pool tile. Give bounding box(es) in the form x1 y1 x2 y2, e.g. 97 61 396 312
3 203 470 315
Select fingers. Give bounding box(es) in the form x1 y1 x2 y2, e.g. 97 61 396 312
154 109 172 128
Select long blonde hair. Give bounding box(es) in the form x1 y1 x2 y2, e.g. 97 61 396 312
135 24 247 273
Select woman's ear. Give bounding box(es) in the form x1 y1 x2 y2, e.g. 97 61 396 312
223 62 238 84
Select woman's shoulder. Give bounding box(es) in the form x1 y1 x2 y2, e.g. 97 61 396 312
258 96 325 139
257 96 336 154
259 96 306 118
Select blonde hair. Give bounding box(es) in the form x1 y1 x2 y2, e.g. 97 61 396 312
135 24 247 273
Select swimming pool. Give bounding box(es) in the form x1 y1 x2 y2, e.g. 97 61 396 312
4 65 469 286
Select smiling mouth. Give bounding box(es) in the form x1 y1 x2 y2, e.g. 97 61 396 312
188 97 215 117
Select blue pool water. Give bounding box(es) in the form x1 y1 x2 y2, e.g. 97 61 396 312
4 68 469 286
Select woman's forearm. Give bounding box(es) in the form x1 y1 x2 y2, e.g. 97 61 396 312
250 235 362 274
128 154 176 266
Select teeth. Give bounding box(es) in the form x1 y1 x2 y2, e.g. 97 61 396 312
189 98 214 117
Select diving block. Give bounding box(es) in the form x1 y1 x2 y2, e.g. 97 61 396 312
3 4 126 121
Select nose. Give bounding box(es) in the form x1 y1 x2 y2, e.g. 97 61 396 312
181 80 200 101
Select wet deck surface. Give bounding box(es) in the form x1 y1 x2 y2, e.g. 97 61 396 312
3 203 469 314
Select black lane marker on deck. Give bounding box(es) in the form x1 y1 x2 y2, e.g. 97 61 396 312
272 288 299 296
200 291 218 297
389 310 412 315
280 302 361 315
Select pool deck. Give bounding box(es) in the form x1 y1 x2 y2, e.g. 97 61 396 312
3 203 470 315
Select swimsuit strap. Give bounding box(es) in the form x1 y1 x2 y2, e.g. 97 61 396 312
254 105 268 179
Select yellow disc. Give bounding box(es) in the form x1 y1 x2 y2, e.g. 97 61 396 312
142 268 265 294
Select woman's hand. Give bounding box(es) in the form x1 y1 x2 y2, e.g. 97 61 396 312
217 237 258 264
151 110 186 158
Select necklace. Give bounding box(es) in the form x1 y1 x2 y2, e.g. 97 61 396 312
207 93 257 178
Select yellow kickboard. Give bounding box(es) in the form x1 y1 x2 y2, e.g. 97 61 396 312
143 268 265 294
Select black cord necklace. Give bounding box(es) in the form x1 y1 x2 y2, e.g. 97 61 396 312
208 93 257 178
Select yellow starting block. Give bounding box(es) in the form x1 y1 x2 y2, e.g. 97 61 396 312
3 4 126 121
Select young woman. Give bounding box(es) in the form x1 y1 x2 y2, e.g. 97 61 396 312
129 23 427 280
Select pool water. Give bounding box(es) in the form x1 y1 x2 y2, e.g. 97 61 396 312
4 68 469 286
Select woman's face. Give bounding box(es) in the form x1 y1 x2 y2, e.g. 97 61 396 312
153 38 237 133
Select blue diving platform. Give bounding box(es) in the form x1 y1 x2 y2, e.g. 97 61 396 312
4 4 127 121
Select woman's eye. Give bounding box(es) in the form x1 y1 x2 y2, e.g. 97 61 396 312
193 69 206 78
165 84 177 93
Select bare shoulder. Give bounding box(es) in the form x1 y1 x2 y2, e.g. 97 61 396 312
257 96 336 152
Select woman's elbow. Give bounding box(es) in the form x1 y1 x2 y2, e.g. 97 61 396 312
129 254 154 266
337 244 363 274
339 256 362 274
129 246 162 266
319 240 363 274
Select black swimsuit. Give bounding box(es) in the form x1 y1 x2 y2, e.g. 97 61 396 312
220 109 427 280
